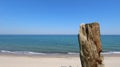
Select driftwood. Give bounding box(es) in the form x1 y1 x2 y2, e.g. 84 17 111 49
78 22 104 67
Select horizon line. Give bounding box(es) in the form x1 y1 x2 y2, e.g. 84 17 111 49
0 34 120 35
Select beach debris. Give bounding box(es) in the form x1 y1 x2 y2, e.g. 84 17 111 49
61 65 73 67
61 66 67 67
78 22 104 67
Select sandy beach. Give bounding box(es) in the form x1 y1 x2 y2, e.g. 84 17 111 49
0 54 119 67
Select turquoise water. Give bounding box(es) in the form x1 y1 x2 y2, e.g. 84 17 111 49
0 35 120 55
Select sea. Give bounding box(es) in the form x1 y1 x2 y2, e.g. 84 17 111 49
0 35 120 55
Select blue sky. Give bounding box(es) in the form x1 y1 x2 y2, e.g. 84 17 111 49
0 0 120 35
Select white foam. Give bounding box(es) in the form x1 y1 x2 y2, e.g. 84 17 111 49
1 50 120 55
0 50 46 55
1 50 16 54
102 51 120 54
68 52 79 55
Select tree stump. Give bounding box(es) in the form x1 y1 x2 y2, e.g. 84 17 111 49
78 22 104 67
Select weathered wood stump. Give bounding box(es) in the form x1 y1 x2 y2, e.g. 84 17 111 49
78 22 104 67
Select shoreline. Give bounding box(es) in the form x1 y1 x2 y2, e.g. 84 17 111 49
1 52 120 58
1 50 120 56
0 52 80 58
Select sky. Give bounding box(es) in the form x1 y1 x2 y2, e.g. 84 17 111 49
0 0 120 35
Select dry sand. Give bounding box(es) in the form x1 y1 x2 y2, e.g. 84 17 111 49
0 54 120 67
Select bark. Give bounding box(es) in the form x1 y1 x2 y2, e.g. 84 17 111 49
78 22 104 67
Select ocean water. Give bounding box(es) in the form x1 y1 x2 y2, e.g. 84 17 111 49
0 35 120 55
